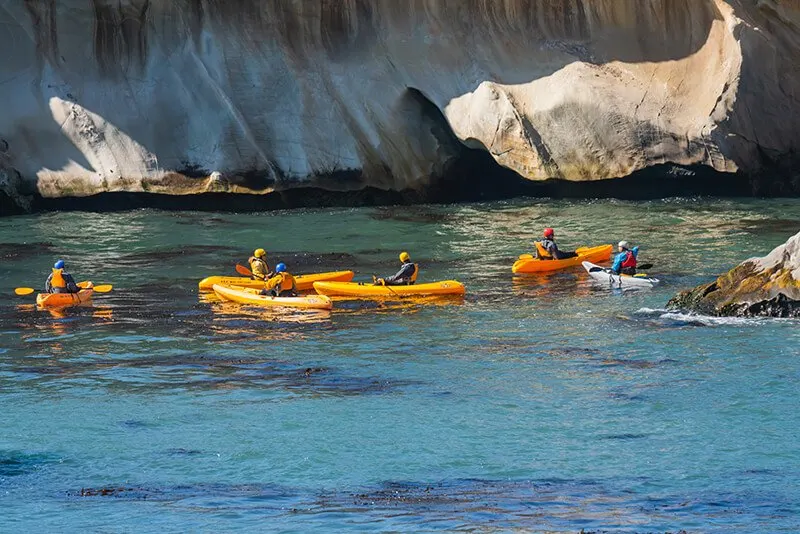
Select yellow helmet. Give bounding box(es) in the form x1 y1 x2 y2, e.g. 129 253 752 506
399 251 410 262
254 248 266 258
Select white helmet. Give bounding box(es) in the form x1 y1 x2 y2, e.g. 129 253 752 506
618 240 630 249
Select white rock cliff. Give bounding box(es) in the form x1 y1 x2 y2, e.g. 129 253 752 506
1 0 799 209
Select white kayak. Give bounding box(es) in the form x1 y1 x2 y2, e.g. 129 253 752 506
582 261 660 289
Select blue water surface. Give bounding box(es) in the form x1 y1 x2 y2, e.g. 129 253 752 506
0 198 799 532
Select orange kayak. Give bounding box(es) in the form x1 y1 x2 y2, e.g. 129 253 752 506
198 270 354 291
212 284 333 310
36 282 94 308
512 244 613 274
313 280 465 298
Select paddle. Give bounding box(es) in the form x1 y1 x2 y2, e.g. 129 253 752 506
373 275 404 298
90 285 113 293
14 284 112 295
236 264 253 276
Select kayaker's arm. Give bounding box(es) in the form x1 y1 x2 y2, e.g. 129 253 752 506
611 253 624 274
63 273 80 293
44 273 53 293
264 275 280 291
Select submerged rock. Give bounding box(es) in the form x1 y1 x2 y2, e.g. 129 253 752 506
1 1 800 211
668 231 800 318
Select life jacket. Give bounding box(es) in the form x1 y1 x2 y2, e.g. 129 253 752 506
535 239 553 260
279 272 296 292
50 268 66 289
269 272 296 293
249 257 270 279
621 250 637 269
408 263 419 284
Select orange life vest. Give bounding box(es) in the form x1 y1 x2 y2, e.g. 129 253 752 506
249 257 270 280
51 268 66 288
409 263 419 283
267 272 296 293
535 241 553 259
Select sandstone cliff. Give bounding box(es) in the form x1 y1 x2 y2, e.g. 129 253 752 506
1 1 799 212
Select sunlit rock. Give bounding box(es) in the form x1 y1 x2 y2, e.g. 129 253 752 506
668 230 800 318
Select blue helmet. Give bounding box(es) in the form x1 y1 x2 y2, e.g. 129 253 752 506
54 260 65 269
275 263 287 273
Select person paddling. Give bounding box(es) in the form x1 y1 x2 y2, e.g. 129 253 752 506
535 228 578 260
45 260 80 294
375 252 419 286
261 263 297 297
611 241 639 275
248 248 272 281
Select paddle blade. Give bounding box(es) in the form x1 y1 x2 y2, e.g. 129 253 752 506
518 254 533 260
14 287 35 295
236 264 252 276
92 285 113 293
637 263 654 270
588 267 606 273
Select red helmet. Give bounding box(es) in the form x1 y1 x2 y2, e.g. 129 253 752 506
543 228 554 238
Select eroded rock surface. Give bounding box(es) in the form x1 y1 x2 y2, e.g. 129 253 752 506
1 1 799 211
668 230 800 318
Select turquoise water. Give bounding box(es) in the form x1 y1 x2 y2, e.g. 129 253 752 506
1 198 799 532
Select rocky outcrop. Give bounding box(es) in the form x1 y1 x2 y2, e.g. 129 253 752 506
1 1 800 212
668 230 800 318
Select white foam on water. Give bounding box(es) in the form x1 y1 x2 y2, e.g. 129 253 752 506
658 312 767 327
634 308 799 327
635 307 666 315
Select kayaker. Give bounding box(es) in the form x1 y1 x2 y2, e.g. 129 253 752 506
611 241 639 275
248 248 271 280
375 252 418 286
535 228 578 260
45 260 80 294
261 263 297 297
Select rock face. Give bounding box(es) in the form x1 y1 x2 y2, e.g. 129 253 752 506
1 1 800 211
668 230 800 318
